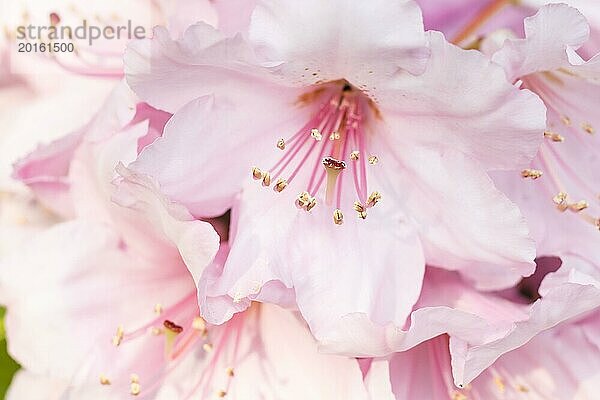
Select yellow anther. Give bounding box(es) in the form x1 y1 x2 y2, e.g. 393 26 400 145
295 191 311 209
154 303 163 315
251 167 263 180
515 384 529 393
544 131 564 142
368 155 379 165
150 327 162 336
277 138 286 150
130 382 141 396
367 191 381 207
353 202 366 213
99 375 111 385
521 169 543 179
582 122 595 135
192 317 206 332
311 128 322 141
561 116 571 126
569 200 589 212
262 172 271 187
112 325 124 346
553 192 569 212
273 178 288 192
493 376 506 393
350 151 360 160
333 209 344 225
305 197 317 212
203 343 213 353
226 367 235 377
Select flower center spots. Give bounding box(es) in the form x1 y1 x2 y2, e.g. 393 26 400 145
251 82 381 225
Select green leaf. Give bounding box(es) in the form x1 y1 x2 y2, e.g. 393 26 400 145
0 307 20 398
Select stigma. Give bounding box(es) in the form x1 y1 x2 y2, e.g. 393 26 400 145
251 82 381 225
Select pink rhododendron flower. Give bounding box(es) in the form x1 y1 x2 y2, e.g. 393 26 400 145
386 252 600 398
2 85 376 399
487 4 600 255
1 188 374 399
0 0 221 192
124 0 546 354
322 253 600 388
2 1 600 399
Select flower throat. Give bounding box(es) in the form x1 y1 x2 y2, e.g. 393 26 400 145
251 83 381 225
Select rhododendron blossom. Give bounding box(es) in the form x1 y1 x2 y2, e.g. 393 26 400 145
2 84 375 399
1 1 600 399
488 4 600 255
125 0 547 351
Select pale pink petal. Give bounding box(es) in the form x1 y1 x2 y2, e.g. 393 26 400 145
249 0 429 86
364 360 395 400
491 63 600 256
200 182 425 351
69 127 221 282
492 4 591 80
125 23 272 113
0 192 58 273
11 81 138 218
11 130 82 218
154 304 371 399
114 165 220 284
451 253 600 386
0 221 192 381
212 0 258 35
68 120 149 224
129 90 309 217
156 0 219 38
6 371 69 400
249 304 371 399
320 268 527 356
468 321 600 399
389 324 600 400
373 145 536 289
376 31 546 171
389 336 456 399
0 74 115 191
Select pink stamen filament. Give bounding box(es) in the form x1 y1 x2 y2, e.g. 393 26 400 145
270 133 311 178
281 101 341 184
191 313 244 400
350 125 364 202
355 106 369 204
270 100 337 177
284 94 338 144
336 112 354 209
286 139 321 184
306 102 346 191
